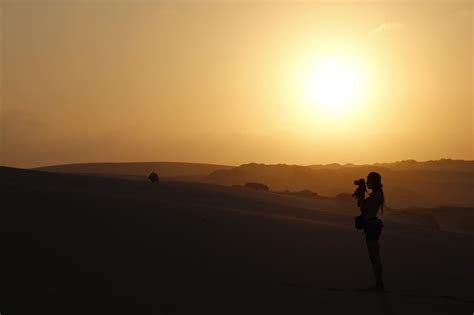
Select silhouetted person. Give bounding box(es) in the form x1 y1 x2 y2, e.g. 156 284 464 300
148 172 159 184
353 172 385 290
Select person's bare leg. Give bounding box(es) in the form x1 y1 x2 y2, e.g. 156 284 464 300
366 240 384 289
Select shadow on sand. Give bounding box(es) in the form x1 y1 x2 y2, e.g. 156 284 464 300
283 281 474 305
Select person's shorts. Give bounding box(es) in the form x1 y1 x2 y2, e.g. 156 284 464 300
364 218 383 241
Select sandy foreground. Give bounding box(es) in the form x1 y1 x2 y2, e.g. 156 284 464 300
1 167 473 314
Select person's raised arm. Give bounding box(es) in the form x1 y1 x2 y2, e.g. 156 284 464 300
353 184 367 209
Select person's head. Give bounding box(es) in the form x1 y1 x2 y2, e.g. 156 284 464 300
366 171 382 191
367 171 385 210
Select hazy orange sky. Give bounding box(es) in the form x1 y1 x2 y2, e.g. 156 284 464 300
1 1 472 168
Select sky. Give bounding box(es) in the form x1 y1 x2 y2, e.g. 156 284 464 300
1 0 472 168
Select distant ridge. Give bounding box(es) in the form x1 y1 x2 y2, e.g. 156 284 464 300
207 159 474 209
308 159 474 172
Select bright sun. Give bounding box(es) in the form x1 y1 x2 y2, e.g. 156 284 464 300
304 56 364 115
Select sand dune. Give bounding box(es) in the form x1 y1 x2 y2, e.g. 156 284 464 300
36 160 474 209
35 162 234 180
1 167 473 314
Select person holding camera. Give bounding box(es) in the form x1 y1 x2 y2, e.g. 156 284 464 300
353 172 385 291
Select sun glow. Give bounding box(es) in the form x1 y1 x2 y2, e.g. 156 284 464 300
303 56 365 116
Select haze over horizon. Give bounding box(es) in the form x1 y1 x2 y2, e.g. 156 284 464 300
27 157 474 171
1 1 473 168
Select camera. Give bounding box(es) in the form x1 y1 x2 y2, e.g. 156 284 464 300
352 178 367 204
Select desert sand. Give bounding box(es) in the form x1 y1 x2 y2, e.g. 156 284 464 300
1 166 473 314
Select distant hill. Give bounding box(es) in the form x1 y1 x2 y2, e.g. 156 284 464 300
207 161 474 209
35 162 234 179
308 159 474 173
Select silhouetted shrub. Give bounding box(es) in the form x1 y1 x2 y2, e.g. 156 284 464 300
244 182 269 191
148 172 159 184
